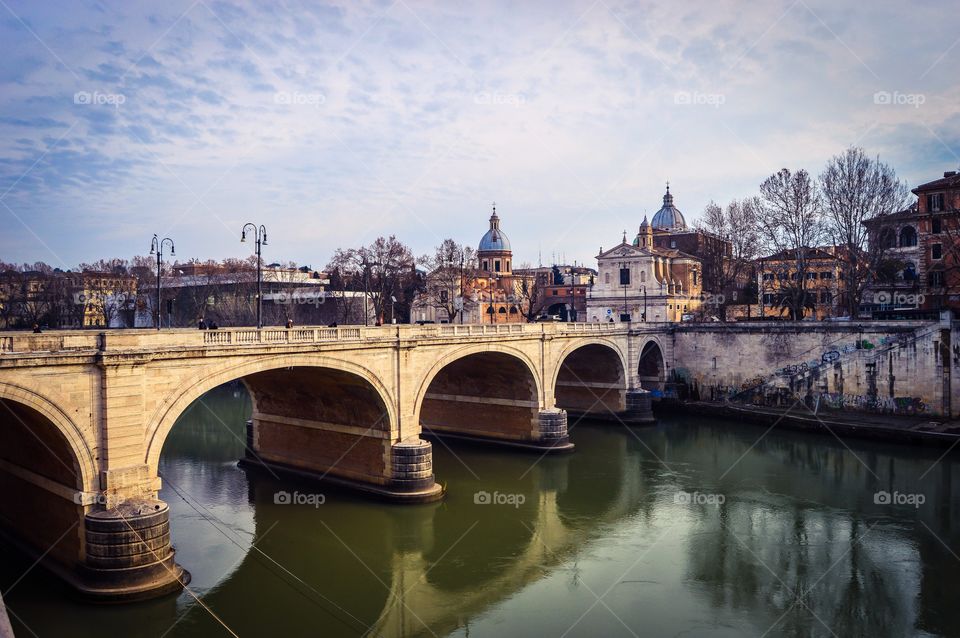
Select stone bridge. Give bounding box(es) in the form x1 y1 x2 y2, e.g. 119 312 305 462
0 322 670 601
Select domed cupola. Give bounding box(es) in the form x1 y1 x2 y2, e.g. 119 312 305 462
651 182 687 230
478 203 512 274
478 204 511 252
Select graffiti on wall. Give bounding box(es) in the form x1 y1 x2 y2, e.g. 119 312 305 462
773 336 901 379
820 393 926 415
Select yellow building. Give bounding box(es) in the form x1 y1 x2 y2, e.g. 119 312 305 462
757 247 846 320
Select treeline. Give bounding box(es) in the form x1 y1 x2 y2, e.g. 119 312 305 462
696 146 913 319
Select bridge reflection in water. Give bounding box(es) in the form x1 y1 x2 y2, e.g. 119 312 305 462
3 383 960 637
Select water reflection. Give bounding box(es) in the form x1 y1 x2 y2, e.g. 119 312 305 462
2 385 960 637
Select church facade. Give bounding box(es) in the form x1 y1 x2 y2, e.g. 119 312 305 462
586 186 704 322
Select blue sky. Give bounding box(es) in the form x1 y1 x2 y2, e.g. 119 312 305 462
1 0 958 270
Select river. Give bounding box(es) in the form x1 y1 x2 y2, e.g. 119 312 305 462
3 383 959 637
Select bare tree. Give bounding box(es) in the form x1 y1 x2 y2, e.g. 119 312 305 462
697 198 761 319
757 168 826 319
820 147 909 317
327 236 416 324
511 264 548 321
418 239 480 322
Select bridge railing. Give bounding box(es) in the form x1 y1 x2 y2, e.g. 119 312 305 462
0 321 631 355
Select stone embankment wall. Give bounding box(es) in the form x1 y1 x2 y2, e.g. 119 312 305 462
669 316 959 419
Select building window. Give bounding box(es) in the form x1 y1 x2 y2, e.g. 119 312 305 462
495 260 501 272
932 243 942 260
763 293 774 304
692 271 697 285
806 272 817 280
902 262 917 280
932 218 942 234
641 270 646 282
763 273 774 281
670 240 676 248
819 271 833 279
927 193 944 212
930 271 945 287
506 260 510 271
619 267 630 286
899 226 917 247
820 291 832 304
604 272 610 284
482 260 488 271
878 228 896 249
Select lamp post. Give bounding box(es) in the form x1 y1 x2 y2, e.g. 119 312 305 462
459 253 465 325
569 266 577 322
240 223 267 329
149 234 175 330
361 259 370 327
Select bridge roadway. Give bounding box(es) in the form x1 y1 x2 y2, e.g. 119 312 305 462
0 322 669 601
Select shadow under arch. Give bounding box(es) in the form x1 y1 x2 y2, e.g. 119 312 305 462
553 341 627 417
417 347 542 445
0 389 90 572
638 339 666 391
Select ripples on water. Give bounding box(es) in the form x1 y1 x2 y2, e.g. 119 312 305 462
3 384 959 637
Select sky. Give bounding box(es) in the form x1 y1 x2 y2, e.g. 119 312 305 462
0 0 958 271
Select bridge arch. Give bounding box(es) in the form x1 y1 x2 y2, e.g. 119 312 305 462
414 343 544 445
551 339 628 417
0 382 96 491
146 354 397 474
637 338 666 391
0 382 95 571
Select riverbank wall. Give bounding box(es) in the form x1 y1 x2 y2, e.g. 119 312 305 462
666 313 959 419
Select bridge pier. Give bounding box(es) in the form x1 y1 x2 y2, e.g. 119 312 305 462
78 499 188 601
241 419 443 502
622 390 656 424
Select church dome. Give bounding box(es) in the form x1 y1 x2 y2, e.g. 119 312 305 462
651 184 687 230
479 205 511 252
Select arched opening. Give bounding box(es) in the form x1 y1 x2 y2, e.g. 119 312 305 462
899 226 917 247
638 341 665 391
554 344 626 417
420 352 540 443
0 398 86 572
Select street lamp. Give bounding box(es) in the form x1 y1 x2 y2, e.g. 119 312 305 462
361 258 370 327
149 234 175 330
569 266 577 322
240 223 268 329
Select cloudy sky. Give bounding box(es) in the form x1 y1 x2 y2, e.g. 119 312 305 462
1 0 958 270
